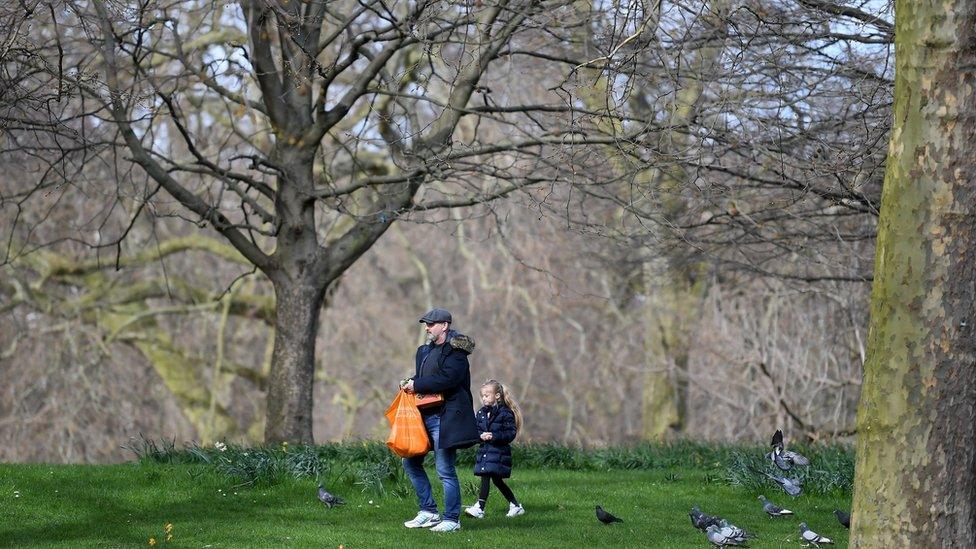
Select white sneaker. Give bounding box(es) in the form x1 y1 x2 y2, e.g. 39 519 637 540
506 503 525 517
464 504 485 518
429 520 461 532
404 511 441 528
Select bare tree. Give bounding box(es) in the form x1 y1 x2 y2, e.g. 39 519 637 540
565 0 893 280
534 0 892 439
2 0 633 443
0 0 901 458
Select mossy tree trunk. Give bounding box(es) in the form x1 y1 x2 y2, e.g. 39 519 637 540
641 265 706 437
851 1 976 544
570 0 724 440
637 3 725 439
14 241 272 441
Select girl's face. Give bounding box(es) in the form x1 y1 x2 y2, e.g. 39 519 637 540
480 387 500 406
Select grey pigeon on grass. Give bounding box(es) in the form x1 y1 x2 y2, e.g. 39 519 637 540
690 506 724 531
317 484 345 507
763 471 802 497
717 519 755 542
766 449 791 471
798 522 833 547
783 449 810 466
705 524 748 546
833 509 850 529
595 505 623 524
758 495 793 517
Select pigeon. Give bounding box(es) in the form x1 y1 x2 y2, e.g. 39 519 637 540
833 509 850 529
705 524 748 546
766 449 791 471
595 505 623 524
783 448 810 466
765 429 810 470
799 522 833 547
763 471 803 497
717 519 755 542
765 430 791 470
690 506 725 531
758 495 793 517
317 484 345 507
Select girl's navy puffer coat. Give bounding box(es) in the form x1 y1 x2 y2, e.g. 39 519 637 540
473 404 517 478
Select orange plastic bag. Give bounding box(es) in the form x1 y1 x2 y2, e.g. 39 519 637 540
385 390 431 458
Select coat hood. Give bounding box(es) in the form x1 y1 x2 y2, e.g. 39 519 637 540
446 329 475 354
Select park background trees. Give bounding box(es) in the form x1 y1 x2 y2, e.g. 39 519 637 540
2 0 892 461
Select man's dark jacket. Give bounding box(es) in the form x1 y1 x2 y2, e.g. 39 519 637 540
473 404 517 477
412 330 480 450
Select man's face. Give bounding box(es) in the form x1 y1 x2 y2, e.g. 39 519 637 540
425 321 449 343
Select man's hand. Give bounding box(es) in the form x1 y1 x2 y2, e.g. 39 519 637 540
402 380 415 393
480 432 493 441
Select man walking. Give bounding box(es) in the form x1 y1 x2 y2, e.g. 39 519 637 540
401 308 479 532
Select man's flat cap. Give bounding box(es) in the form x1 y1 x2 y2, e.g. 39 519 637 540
419 308 452 324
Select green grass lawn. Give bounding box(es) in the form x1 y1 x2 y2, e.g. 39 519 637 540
0 461 849 548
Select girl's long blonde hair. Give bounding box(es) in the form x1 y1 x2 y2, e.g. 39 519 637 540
482 379 523 432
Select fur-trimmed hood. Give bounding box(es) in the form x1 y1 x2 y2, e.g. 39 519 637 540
446 329 475 354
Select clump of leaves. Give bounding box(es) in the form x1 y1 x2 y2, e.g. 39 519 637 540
122 434 180 464
353 460 402 497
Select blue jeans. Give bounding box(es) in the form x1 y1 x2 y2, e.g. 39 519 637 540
402 414 460 521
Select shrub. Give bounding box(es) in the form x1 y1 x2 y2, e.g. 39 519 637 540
125 436 853 493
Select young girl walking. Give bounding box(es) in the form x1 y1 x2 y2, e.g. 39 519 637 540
464 379 525 518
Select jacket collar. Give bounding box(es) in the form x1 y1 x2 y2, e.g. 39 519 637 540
424 329 476 355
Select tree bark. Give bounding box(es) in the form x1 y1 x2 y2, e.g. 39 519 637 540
851 1 976 545
264 280 326 445
262 140 327 445
641 264 702 438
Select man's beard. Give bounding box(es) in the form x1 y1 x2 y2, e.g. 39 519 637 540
425 332 435 344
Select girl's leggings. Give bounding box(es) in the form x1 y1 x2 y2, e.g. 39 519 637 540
477 475 518 507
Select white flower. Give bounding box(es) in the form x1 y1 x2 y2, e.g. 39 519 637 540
214 442 227 452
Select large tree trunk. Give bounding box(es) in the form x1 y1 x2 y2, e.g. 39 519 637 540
638 3 725 439
264 144 325 445
850 1 976 545
641 262 701 438
265 280 326 444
